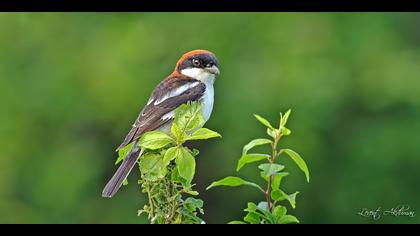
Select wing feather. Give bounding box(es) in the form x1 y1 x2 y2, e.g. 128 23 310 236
116 76 205 150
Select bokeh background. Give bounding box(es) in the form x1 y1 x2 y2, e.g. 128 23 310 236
1 13 419 224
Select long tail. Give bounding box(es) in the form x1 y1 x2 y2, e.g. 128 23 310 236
102 141 143 198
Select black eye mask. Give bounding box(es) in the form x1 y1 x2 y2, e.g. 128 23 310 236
178 53 218 71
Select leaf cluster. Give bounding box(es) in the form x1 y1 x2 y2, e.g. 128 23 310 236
118 102 221 224
207 110 309 224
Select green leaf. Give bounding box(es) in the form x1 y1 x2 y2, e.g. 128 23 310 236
267 128 276 138
184 197 204 214
244 202 258 212
206 176 264 192
139 153 162 173
163 147 180 166
244 202 271 223
139 153 167 181
228 220 246 224
282 149 310 182
174 102 205 134
280 109 292 127
271 189 288 202
271 190 299 208
185 128 222 141
171 122 183 141
176 147 196 184
115 142 134 165
280 127 291 136
122 178 128 186
236 153 270 171
184 212 204 224
243 212 261 224
254 114 274 129
273 205 287 222
180 176 192 189
137 209 146 217
256 201 276 223
259 163 285 177
278 215 300 224
271 172 289 190
185 190 199 196
242 138 272 155
287 192 299 209
190 148 200 156
170 167 182 183
137 130 174 150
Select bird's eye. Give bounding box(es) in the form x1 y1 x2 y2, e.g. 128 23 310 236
192 59 200 67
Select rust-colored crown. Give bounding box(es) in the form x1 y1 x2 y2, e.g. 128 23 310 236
175 49 216 70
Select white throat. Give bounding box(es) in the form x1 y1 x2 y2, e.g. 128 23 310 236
180 68 215 85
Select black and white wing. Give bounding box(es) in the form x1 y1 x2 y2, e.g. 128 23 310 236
116 76 205 150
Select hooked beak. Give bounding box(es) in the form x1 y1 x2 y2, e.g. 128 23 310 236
206 65 220 75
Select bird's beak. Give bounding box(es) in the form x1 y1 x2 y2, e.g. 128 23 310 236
206 65 220 75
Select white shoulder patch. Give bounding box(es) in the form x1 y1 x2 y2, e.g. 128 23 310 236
161 110 175 121
154 81 200 105
146 97 154 105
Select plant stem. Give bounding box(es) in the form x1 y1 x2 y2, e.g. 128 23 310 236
266 130 282 213
265 185 272 212
166 179 179 223
144 181 156 222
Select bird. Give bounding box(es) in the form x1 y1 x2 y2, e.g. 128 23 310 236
102 49 220 198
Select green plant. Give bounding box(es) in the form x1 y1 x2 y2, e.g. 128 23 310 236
207 109 310 224
117 102 221 224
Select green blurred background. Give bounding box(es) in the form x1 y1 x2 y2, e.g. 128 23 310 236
1 13 419 224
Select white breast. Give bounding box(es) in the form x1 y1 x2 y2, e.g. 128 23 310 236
201 82 214 123
179 67 216 128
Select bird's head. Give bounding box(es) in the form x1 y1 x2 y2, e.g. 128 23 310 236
175 49 220 83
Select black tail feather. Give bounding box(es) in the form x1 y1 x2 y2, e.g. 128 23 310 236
102 142 143 198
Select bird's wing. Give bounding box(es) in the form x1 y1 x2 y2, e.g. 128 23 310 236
116 76 205 150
